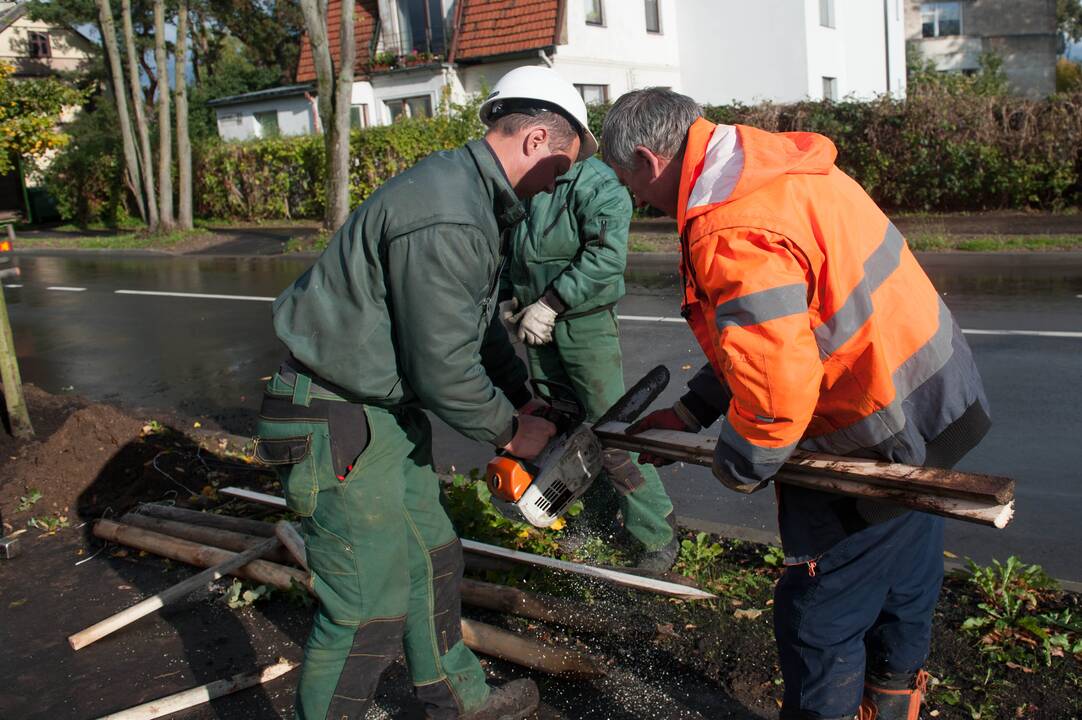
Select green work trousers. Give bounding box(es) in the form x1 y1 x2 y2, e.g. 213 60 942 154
255 372 490 720
526 308 675 551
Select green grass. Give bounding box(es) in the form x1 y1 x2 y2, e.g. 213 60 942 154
907 233 1082 252
13 229 212 251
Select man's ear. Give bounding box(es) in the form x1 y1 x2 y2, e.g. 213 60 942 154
523 126 549 157
635 145 665 181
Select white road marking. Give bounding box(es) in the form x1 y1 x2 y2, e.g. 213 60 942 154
3 283 22 288
20 285 1082 338
961 328 1082 339
47 286 86 292
618 314 685 324
114 289 277 302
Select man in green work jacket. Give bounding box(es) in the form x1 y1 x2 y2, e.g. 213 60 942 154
256 66 596 720
504 156 678 571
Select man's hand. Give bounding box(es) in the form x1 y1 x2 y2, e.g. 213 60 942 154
498 298 520 338
518 397 549 416
515 299 558 346
627 405 699 466
502 414 557 460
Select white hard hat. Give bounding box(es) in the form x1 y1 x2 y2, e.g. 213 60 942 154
479 65 599 161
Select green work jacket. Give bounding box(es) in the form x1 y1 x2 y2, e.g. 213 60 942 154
271 140 530 446
504 156 632 316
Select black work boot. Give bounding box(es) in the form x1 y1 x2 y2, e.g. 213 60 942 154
458 679 539 720
634 514 679 573
859 669 929 720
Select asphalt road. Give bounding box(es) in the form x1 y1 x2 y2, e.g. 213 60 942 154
4 250 1082 579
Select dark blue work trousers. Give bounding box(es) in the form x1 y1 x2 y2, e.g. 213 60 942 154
774 509 944 719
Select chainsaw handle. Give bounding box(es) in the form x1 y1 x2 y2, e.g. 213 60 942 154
528 379 585 424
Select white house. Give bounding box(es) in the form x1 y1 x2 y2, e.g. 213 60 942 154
207 84 319 141
213 0 907 142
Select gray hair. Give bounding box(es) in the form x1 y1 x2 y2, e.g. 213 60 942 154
602 88 702 170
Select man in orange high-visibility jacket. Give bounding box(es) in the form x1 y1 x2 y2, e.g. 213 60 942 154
603 89 991 720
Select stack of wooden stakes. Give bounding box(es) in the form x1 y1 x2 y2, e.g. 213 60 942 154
71 499 714 719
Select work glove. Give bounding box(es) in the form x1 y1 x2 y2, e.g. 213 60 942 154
514 299 558 346
502 414 557 460
498 298 520 339
626 400 702 467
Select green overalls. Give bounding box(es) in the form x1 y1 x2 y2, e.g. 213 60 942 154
504 157 674 552
258 140 530 719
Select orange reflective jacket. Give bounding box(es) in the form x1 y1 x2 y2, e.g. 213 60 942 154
676 119 988 491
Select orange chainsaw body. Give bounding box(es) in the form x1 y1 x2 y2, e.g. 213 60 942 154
486 456 536 502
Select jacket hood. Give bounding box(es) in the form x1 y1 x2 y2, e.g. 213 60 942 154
677 118 838 234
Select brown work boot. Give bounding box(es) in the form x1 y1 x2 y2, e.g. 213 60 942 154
457 679 539 720
858 669 929 720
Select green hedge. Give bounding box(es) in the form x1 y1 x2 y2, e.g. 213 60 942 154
194 105 483 220
46 89 1082 225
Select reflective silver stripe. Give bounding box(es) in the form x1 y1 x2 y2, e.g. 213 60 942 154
813 223 905 357
721 419 798 467
715 283 807 330
801 299 956 455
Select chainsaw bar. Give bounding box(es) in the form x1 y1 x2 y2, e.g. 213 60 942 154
592 364 670 429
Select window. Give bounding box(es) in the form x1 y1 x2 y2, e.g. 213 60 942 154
645 0 660 33
574 84 608 104
819 0 835 28
28 31 51 58
921 2 961 37
350 104 369 129
822 77 837 101
395 0 447 55
254 110 280 138
387 95 432 122
585 0 603 26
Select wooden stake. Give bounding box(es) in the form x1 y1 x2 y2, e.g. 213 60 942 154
595 422 1015 528
70 533 283 650
95 661 296 720
275 520 308 571
92 519 307 588
94 519 605 676
0 283 33 439
134 503 278 537
218 487 717 600
461 619 606 678
119 513 293 565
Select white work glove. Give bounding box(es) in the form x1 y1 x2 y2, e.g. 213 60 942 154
514 299 558 346
498 298 520 338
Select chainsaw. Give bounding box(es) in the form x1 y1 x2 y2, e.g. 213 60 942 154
485 366 670 528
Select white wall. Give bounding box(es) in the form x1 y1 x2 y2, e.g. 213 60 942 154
677 0 811 105
214 95 313 142
369 66 460 124
835 0 906 100
805 0 845 99
553 0 681 97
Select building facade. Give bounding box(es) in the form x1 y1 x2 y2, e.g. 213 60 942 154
0 1 92 79
905 0 1056 97
214 0 908 141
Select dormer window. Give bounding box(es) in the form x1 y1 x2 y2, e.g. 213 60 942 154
28 31 51 58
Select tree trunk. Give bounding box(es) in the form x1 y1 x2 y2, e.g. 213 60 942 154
299 0 354 231
120 0 158 231
0 281 33 439
95 0 146 225
175 0 193 230
153 0 174 231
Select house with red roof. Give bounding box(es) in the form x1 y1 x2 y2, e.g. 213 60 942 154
211 0 908 140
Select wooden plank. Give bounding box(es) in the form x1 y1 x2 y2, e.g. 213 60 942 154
594 423 1014 528
218 487 718 600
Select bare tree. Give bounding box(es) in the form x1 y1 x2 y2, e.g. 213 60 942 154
299 0 355 230
95 0 147 224
153 0 174 230
120 0 158 231
175 0 193 230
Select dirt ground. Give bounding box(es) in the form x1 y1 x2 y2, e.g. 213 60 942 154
1 386 1079 719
